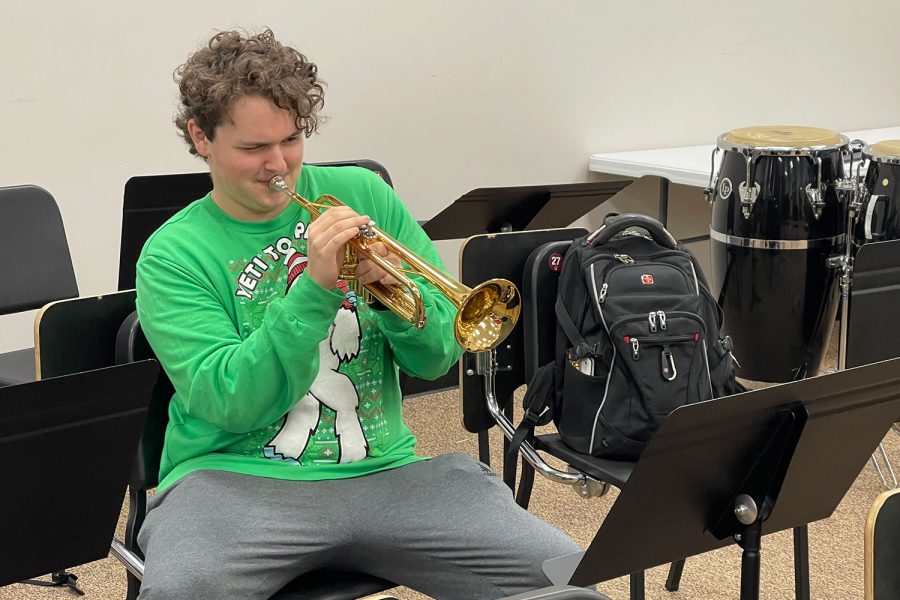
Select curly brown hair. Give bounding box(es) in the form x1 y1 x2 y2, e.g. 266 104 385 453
174 28 325 156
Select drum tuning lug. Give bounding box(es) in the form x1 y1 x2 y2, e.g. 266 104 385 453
738 182 760 219
805 184 826 220
703 187 716 204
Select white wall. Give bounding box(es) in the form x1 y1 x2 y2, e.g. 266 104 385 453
3 0 899 352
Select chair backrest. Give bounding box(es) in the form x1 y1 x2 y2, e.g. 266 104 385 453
866 488 900 599
118 160 394 290
115 311 174 490
0 185 78 315
521 239 581 383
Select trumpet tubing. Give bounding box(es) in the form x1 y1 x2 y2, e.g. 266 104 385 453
269 175 520 352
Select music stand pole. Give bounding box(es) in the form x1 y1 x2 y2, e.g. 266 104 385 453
738 510 763 600
707 407 804 600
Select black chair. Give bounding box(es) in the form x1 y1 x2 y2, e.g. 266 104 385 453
0 185 78 386
865 488 900 600
113 311 398 600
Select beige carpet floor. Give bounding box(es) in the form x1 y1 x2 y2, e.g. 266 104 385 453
3 348 897 600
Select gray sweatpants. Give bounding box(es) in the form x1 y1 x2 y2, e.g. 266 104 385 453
136 452 580 599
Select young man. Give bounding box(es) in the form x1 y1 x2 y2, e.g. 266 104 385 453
135 28 580 599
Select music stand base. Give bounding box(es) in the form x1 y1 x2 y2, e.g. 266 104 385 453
21 570 85 596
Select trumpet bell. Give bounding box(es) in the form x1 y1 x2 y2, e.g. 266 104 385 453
455 279 521 353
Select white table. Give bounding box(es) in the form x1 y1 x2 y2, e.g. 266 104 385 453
588 126 900 225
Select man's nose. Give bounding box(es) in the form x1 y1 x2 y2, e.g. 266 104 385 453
264 145 288 172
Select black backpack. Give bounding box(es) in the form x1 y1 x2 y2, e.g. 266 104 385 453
512 213 743 462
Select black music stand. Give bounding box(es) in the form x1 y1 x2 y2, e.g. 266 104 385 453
531 356 900 600
846 239 900 368
0 361 158 588
423 181 630 241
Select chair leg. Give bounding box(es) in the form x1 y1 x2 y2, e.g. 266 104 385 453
793 525 810 600
124 486 147 600
665 558 685 591
870 443 899 489
629 571 645 600
515 459 536 509
126 573 141 600
478 430 491 466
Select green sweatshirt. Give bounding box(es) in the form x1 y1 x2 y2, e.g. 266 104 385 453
136 165 462 491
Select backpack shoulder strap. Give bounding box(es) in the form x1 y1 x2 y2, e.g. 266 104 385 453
505 362 555 482
555 294 585 348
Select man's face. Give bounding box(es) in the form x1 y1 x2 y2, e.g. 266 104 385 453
188 95 304 222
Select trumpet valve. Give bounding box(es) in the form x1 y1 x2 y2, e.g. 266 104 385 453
360 220 377 239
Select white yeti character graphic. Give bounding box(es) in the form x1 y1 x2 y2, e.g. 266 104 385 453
266 254 368 463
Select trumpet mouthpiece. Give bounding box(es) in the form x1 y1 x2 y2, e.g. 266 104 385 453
269 176 288 192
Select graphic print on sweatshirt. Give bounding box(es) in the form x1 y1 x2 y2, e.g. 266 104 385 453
225 220 389 466
265 258 368 463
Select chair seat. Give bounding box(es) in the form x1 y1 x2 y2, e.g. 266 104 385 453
533 434 634 489
0 347 35 386
272 570 396 600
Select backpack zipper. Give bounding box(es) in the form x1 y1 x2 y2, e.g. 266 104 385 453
624 333 698 359
589 262 616 453
596 262 696 299
609 311 705 338
583 249 700 270
624 333 699 381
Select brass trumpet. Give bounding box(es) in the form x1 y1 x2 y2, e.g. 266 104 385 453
269 175 520 352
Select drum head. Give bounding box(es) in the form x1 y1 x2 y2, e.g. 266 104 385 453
721 125 845 151
864 140 900 165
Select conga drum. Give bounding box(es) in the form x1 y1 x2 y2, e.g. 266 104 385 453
853 140 900 250
709 126 849 382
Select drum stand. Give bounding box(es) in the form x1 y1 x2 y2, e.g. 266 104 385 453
832 173 899 490
836 260 899 489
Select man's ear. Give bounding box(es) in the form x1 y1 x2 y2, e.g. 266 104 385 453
187 119 212 157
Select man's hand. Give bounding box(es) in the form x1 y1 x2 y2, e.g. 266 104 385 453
305 205 372 289
356 241 403 286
